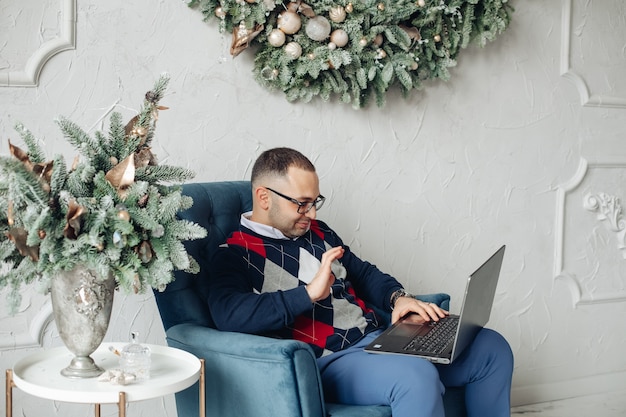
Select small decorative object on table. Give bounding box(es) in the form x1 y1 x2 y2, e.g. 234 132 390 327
119 332 151 381
0 74 207 378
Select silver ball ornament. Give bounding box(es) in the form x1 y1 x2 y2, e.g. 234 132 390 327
305 16 331 42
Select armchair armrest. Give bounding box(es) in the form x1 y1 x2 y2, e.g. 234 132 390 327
166 323 326 417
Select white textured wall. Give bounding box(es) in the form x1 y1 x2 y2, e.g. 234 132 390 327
1 0 626 415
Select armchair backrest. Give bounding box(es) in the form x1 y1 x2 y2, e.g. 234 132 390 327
154 181 252 331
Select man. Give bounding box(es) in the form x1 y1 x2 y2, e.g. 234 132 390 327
208 147 513 417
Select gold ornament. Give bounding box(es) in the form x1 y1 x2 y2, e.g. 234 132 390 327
330 29 349 48
116 206 131 222
376 48 387 59
278 11 302 35
215 6 226 18
230 22 263 57
268 29 286 47
329 6 347 23
434 34 441 42
345 2 353 12
284 41 303 59
307 52 316 60
377 2 385 11
417 0 426 6
411 61 419 70
358 37 367 47
373 33 383 46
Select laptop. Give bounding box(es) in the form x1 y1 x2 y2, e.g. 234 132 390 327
364 245 505 364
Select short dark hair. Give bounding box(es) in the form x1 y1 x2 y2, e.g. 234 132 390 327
251 147 315 185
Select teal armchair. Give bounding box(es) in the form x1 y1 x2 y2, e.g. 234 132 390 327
154 181 466 417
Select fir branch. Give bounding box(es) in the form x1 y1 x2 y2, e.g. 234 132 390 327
0 158 49 208
14 123 46 163
47 154 66 196
135 165 196 184
56 117 100 163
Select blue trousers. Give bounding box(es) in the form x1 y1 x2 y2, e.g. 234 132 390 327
317 328 513 417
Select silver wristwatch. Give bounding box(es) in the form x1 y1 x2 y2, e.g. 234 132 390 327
390 289 412 310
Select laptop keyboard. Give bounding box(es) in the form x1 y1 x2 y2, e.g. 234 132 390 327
403 316 459 354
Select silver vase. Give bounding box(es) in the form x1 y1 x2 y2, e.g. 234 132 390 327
50 265 116 378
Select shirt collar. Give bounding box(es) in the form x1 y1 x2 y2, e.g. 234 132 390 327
240 211 291 240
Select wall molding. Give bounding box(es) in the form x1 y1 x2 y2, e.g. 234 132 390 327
0 301 52 350
554 157 626 306
559 0 626 108
583 192 626 259
0 0 76 87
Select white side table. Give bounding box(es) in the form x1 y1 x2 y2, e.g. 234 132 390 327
6 343 205 417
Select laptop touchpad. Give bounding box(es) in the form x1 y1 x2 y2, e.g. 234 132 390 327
388 323 422 338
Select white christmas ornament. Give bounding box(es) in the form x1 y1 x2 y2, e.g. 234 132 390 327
268 29 286 46
278 11 302 35
330 29 349 48
284 41 302 59
305 16 331 41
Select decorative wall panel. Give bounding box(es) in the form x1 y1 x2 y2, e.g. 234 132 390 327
555 157 626 306
0 300 52 350
0 0 76 87
560 0 626 108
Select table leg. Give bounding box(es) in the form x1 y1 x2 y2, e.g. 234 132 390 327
199 359 206 417
119 391 126 417
6 369 14 417
95 403 101 417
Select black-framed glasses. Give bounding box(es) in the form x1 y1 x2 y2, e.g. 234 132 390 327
265 187 326 214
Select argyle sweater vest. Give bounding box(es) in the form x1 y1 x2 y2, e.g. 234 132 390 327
223 219 383 357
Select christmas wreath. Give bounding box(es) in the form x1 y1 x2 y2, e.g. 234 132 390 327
188 0 513 108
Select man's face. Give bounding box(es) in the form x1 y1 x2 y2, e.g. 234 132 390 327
266 166 321 238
